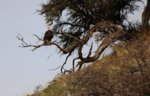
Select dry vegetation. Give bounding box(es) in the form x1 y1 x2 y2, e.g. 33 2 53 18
27 32 150 96
24 1 150 95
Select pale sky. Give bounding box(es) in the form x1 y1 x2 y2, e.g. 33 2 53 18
0 0 65 96
0 0 145 96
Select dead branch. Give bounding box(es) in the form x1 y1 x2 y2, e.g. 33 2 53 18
17 34 70 53
49 66 61 71
17 21 126 73
61 52 72 73
17 35 46 51
16 35 28 46
87 42 93 58
33 34 43 41
72 57 80 72
55 32 81 42
76 21 126 70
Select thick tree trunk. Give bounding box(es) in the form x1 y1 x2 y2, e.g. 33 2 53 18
142 0 150 32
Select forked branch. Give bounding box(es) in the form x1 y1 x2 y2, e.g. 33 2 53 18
17 21 125 73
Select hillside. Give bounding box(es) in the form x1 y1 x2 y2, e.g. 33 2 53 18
28 32 150 96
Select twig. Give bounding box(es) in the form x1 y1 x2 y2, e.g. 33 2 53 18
49 66 61 71
16 35 28 46
33 34 43 41
72 57 79 72
61 52 72 73
87 42 93 58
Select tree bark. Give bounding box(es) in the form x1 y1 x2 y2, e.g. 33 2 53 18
142 0 150 31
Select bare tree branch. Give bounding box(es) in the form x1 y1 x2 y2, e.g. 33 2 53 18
72 57 80 72
49 66 61 71
76 21 126 70
87 42 93 58
17 21 125 72
33 34 43 41
61 52 72 73
16 35 28 46
55 32 81 42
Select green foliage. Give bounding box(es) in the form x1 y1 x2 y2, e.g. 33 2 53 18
40 0 141 28
39 0 142 48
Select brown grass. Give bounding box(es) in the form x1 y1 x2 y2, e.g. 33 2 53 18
28 32 150 96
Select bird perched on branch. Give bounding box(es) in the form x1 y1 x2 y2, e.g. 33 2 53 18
43 27 53 45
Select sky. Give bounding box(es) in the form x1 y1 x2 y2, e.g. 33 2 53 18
0 0 66 96
0 0 145 96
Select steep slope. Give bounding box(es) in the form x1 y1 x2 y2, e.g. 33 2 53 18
28 32 150 96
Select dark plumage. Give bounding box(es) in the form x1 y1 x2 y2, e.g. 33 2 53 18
43 30 53 45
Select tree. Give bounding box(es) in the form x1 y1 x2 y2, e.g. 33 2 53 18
18 0 150 73
142 0 150 31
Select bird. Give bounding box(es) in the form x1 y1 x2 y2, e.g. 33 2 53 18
43 27 53 45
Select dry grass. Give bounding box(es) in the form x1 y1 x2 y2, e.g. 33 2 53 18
28 32 150 96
